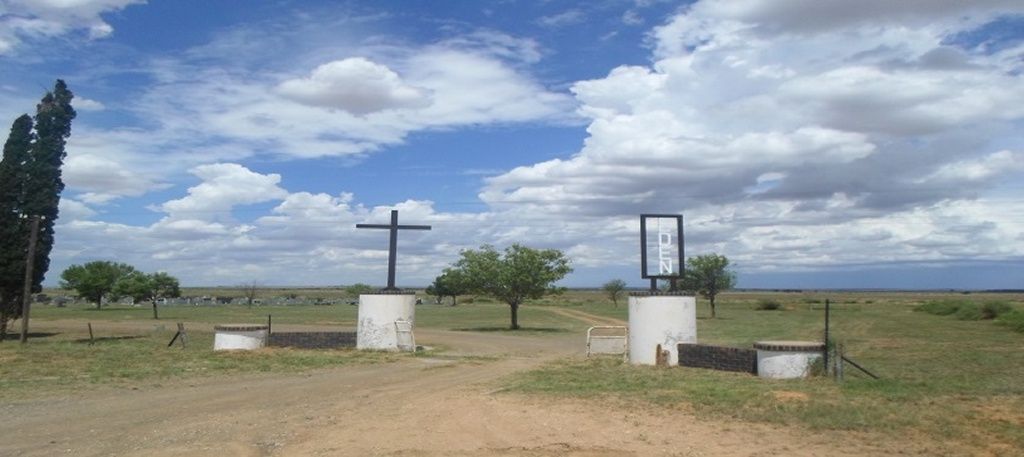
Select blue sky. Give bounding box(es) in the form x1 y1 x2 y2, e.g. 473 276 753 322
2 0 1023 289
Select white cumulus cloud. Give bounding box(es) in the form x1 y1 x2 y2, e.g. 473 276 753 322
73 96 105 111
276 57 431 115
477 0 1024 272
159 163 288 221
0 0 144 54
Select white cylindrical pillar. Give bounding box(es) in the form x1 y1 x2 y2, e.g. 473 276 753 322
357 293 416 351
628 294 697 365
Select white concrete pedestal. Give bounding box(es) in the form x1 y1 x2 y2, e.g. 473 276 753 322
628 294 697 365
754 341 825 379
357 293 416 351
213 324 268 351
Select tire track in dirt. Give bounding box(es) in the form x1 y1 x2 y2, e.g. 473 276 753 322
0 329 578 457
539 307 626 327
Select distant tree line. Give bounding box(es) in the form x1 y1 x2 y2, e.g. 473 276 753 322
0 80 76 340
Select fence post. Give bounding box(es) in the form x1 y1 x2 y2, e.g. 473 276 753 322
823 298 830 375
836 342 844 383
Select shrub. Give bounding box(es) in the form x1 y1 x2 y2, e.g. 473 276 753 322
979 301 1012 320
952 301 1012 321
953 303 983 321
915 300 964 316
996 310 1024 333
755 299 782 310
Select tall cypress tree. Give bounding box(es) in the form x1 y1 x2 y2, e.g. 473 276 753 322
24 80 76 301
0 115 34 339
0 80 75 340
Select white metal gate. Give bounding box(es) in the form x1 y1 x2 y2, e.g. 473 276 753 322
586 326 628 359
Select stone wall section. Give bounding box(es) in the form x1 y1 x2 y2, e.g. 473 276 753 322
268 332 356 349
677 343 757 374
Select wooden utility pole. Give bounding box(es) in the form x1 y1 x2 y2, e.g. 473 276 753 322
20 215 41 344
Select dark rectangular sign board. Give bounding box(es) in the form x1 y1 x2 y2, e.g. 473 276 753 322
640 214 684 279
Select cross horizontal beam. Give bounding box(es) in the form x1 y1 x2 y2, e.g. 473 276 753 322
355 210 432 290
356 224 431 230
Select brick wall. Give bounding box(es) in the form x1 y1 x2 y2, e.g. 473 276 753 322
678 343 757 374
268 332 356 349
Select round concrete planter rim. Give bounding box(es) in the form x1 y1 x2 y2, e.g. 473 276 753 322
753 340 826 351
214 324 269 331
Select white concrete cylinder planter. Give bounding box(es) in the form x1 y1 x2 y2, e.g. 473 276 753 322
213 324 268 351
357 293 416 351
628 294 697 365
754 341 826 379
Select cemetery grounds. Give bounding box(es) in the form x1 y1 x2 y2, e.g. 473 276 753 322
1 290 1022 456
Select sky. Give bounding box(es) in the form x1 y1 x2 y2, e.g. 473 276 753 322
1 0 1023 290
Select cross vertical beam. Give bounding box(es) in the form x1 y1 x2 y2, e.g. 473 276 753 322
356 210 431 290
387 210 399 289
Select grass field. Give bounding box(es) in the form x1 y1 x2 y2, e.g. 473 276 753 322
0 331 404 399
5 289 1024 451
0 295 580 399
508 290 1024 452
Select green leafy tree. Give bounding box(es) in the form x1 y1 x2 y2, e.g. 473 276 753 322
111 271 149 304
453 244 572 330
0 114 34 339
425 268 468 305
602 279 627 307
60 261 136 308
112 271 180 319
344 283 376 297
683 254 736 319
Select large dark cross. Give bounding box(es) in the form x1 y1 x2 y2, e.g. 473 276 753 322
356 210 431 290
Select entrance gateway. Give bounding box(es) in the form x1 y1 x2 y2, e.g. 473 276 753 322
629 214 697 365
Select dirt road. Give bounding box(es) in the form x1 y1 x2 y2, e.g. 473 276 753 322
1 315 946 456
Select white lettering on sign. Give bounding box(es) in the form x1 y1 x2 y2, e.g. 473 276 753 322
658 219 673 275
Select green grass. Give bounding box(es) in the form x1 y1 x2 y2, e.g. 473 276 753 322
16 289 1024 450
996 310 1024 333
953 302 985 320
978 301 1014 320
0 330 402 399
3 300 576 399
32 302 360 326
508 291 1024 451
415 303 585 333
508 358 927 431
916 299 965 316
915 298 1014 321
